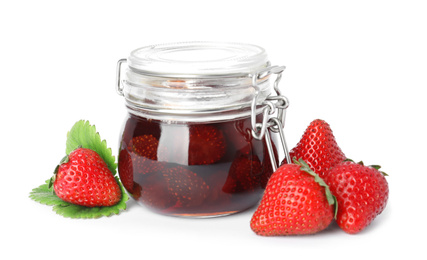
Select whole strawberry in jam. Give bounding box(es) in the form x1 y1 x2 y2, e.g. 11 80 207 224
138 173 176 210
162 166 210 208
129 135 164 175
285 119 346 178
118 149 134 192
119 135 164 193
250 159 337 236
130 134 159 160
52 147 122 207
324 160 389 234
222 154 263 193
188 125 226 165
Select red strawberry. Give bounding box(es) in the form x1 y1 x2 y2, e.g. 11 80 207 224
137 173 176 211
130 135 159 160
162 166 209 208
324 160 389 234
118 149 134 192
52 147 122 207
223 154 263 193
118 135 163 194
285 119 346 178
188 125 226 165
250 159 337 236
128 135 164 175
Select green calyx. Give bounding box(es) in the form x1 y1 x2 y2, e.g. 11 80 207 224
59 154 70 165
293 158 338 219
49 154 70 190
345 158 388 176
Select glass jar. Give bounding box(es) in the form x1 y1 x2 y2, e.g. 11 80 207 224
116 42 290 217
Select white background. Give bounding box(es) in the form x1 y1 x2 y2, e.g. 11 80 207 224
1 0 425 259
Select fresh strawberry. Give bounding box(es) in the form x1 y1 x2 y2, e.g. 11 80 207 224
223 154 263 193
162 166 209 208
324 160 389 234
284 119 346 178
52 147 122 207
250 159 337 236
188 125 226 165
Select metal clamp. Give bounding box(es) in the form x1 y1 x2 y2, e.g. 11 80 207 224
251 65 286 91
266 117 291 170
250 65 291 171
116 58 127 96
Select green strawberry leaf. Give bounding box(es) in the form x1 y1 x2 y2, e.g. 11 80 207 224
66 120 117 175
30 178 129 219
29 180 69 206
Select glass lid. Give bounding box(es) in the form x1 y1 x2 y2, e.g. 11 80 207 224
127 41 270 77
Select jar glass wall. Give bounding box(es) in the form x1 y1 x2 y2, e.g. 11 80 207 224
117 42 287 217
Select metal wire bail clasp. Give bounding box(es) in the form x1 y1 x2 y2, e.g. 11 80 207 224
116 58 127 96
250 65 291 171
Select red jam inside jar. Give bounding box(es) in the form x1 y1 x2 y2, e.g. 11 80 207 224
116 42 286 217
119 114 278 217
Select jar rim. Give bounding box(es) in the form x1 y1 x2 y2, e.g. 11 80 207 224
127 41 269 77
122 71 272 122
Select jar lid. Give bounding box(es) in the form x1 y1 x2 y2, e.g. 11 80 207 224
118 42 285 122
127 42 269 77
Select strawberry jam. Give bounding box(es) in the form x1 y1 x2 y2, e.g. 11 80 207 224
119 113 278 217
